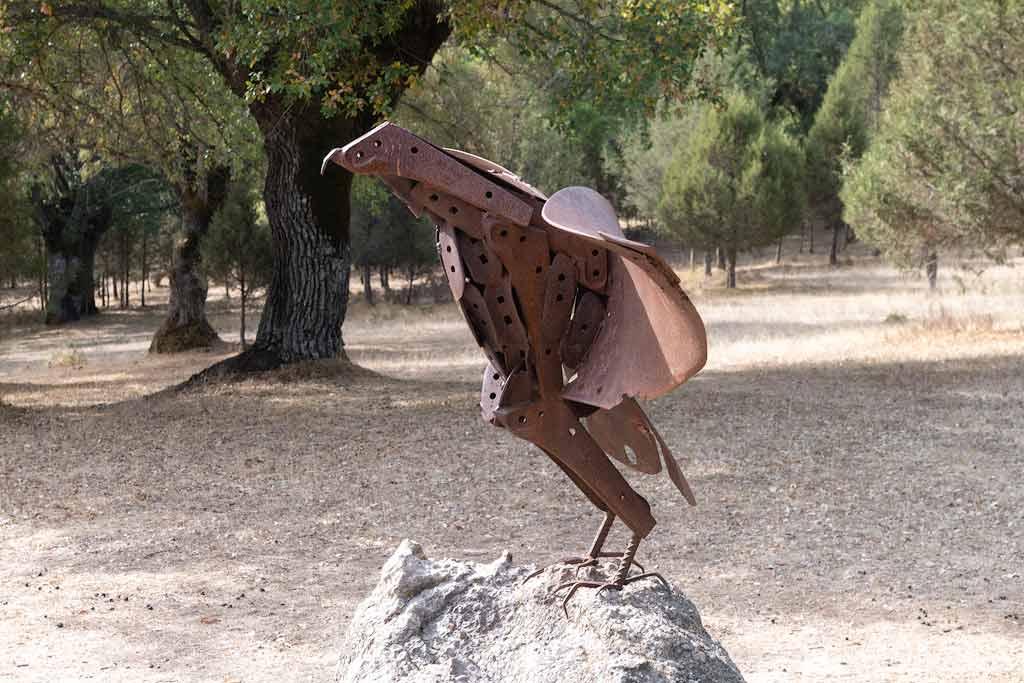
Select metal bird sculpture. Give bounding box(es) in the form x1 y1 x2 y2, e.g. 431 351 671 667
324 123 707 611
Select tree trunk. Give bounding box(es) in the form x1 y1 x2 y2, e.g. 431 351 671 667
121 231 129 309
150 169 229 353
239 106 359 365
925 250 938 290
716 246 726 270
140 231 148 307
181 4 450 380
37 239 47 312
240 271 247 349
689 248 695 271
704 250 712 277
808 223 815 253
726 246 737 289
379 265 390 292
39 209 110 325
362 262 375 305
775 237 783 264
405 263 416 305
829 222 841 267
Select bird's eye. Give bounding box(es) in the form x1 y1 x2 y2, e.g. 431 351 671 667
355 151 363 159
373 140 381 148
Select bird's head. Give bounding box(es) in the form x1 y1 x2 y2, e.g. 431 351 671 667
321 121 412 178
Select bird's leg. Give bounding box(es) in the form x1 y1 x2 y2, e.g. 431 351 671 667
523 511 618 582
554 532 670 616
572 511 646 576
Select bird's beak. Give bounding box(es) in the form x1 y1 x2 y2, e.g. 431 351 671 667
321 148 345 176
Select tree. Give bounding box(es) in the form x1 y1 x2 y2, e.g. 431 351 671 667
30 155 170 324
737 0 864 130
1 21 259 350
0 100 37 294
350 175 437 306
203 183 272 348
659 92 805 288
842 1 1024 285
3 0 731 373
805 0 905 266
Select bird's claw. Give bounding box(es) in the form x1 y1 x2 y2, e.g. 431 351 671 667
522 556 600 584
553 572 671 616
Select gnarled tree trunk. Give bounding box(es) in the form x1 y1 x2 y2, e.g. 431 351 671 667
150 167 229 353
43 220 107 324
243 106 359 364
35 190 112 325
181 4 450 381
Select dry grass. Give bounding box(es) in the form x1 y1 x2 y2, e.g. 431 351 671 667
1 249 1023 682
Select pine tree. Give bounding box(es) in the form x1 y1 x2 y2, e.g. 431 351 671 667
805 0 905 266
203 185 272 347
842 1 1024 284
659 92 805 288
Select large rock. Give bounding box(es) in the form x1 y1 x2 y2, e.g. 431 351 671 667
337 540 745 683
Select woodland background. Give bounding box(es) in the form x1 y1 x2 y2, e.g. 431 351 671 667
1 1 1022 681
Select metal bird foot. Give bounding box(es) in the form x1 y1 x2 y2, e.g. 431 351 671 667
554 572 671 617
522 553 646 584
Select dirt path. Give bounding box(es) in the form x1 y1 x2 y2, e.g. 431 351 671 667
1 258 1023 682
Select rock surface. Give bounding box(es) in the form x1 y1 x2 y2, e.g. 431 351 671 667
337 540 745 683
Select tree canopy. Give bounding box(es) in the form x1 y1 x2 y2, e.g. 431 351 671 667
659 91 805 287
842 0 1024 269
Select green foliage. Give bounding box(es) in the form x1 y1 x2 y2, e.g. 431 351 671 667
621 109 703 225
842 0 1024 266
395 47 589 195
350 176 435 281
658 92 805 277
203 183 273 297
805 0 904 215
0 100 37 286
454 1 737 124
737 0 864 129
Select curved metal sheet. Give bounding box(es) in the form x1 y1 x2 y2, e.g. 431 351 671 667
562 254 707 409
541 186 623 239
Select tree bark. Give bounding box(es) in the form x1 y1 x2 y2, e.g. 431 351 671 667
150 167 229 353
716 246 726 270
726 246 737 289
380 265 390 292
704 250 712 276
775 236 783 264
405 263 416 305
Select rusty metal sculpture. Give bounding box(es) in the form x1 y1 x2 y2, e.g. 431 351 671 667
324 123 707 611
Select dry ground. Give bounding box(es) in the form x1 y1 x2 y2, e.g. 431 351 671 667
1 249 1023 682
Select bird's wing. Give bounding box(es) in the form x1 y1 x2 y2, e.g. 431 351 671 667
542 186 707 409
